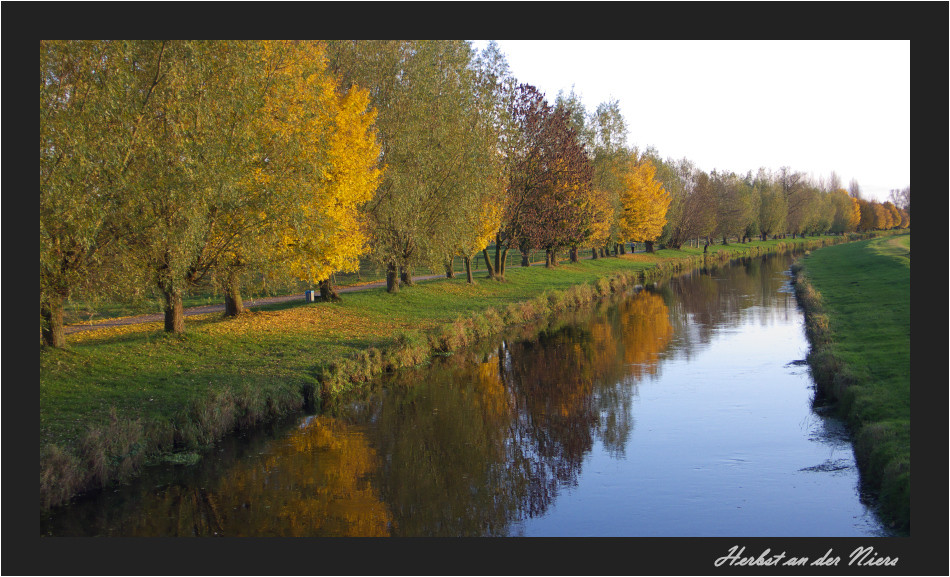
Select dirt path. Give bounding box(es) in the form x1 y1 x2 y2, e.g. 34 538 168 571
63 274 446 335
63 250 625 335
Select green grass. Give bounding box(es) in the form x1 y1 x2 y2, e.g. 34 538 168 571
794 233 910 532
40 236 848 510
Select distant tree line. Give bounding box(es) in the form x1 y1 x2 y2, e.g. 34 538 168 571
40 40 910 348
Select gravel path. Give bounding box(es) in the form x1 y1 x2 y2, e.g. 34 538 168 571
64 274 445 334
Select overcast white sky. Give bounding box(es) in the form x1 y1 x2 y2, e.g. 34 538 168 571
472 40 909 203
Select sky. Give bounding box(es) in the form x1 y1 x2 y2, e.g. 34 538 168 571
471 40 909 203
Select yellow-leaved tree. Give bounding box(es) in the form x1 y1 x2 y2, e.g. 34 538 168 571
618 158 671 252
244 41 382 304
579 185 615 260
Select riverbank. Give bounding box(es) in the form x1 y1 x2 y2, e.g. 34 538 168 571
40 235 852 511
791 234 910 533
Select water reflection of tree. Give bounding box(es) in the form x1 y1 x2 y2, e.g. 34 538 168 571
658 254 795 358
358 358 524 536
172 416 393 536
350 289 674 535
46 415 394 536
44 287 680 538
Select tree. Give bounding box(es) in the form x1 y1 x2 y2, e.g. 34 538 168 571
755 169 787 241
41 40 142 347
440 41 509 282
806 189 835 236
711 170 755 244
486 83 545 279
103 40 271 334
848 178 862 200
881 201 901 230
589 101 634 256
617 157 670 252
857 198 877 231
829 189 860 234
648 153 687 249
888 186 910 215
502 86 593 270
665 165 716 248
872 202 889 230
826 170 843 194
55 40 382 336
779 167 818 238
326 40 501 292
245 41 383 306
897 207 910 229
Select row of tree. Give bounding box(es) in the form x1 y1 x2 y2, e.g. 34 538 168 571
41 40 382 347
647 159 910 249
40 40 909 348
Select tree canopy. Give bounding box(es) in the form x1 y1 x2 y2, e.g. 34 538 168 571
40 40 909 347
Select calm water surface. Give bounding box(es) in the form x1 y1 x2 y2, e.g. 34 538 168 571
41 253 891 537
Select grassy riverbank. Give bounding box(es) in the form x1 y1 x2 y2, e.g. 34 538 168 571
792 234 910 532
40 236 847 510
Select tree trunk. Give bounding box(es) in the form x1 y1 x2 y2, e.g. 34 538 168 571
163 288 185 334
319 277 341 302
591 248 598 260
463 255 474 283
40 293 66 348
494 243 509 279
545 248 555 268
224 269 245 317
645 240 655 253
386 262 400 293
569 247 579 262
722 235 728 245
521 250 530 267
481 247 497 280
400 266 414 287
444 256 456 279
494 240 502 276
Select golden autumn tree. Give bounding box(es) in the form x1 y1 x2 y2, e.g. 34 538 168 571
881 201 901 230
829 188 860 234
617 157 671 252
215 40 381 307
580 187 614 260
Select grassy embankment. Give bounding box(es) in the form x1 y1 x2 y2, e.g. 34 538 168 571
40 236 844 510
792 234 910 532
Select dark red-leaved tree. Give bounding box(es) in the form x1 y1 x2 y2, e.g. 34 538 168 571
488 84 593 277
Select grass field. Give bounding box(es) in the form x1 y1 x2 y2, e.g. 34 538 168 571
39 236 853 510
793 233 910 532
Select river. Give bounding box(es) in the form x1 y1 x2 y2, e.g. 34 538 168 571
40 252 891 537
